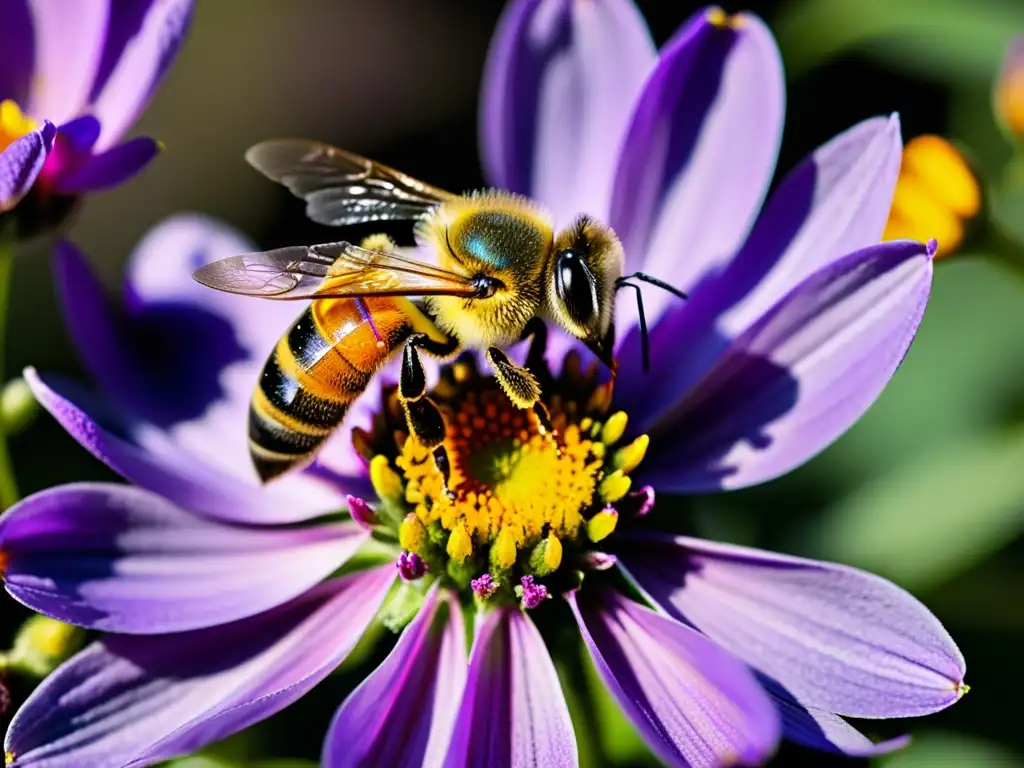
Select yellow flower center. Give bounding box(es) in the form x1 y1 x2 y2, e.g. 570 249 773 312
367 353 648 600
883 135 980 258
0 100 38 154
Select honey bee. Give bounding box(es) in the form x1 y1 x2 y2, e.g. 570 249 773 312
193 140 683 484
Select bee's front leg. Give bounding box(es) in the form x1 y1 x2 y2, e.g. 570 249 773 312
487 320 555 436
401 332 458 499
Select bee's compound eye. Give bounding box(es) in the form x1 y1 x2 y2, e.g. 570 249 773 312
555 249 599 329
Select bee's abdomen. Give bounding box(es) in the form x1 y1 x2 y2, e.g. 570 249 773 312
248 299 410 482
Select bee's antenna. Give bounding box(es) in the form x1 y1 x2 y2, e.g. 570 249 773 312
615 273 688 374
615 280 649 374
620 272 688 301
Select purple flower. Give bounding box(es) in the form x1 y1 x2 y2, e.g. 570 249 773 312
0 4 966 767
0 0 193 237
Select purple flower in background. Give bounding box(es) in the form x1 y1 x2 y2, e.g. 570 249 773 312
0 0 193 238
0 3 966 768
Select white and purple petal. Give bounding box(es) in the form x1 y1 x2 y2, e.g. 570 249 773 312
0 482 366 634
24 0 109 125
638 239 933 490
90 0 195 149
444 606 577 768
0 122 56 213
26 368 342 524
3 567 394 768
480 0 656 224
325 587 466 768
569 588 779 768
610 9 784 322
616 533 967 718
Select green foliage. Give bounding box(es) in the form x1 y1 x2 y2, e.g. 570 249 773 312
881 731 1022 766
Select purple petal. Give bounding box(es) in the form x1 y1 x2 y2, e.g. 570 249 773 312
0 482 366 633
444 607 577 768
716 115 903 335
0 0 34 104
639 240 932 491
325 587 466 768
90 0 194 149
616 533 967 718
770 692 909 757
52 136 159 193
616 116 903 416
56 115 102 153
3 567 394 768
480 0 655 224
610 10 784 324
569 588 779 768
25 368 342 525
24 0 109 123
0 121 55 213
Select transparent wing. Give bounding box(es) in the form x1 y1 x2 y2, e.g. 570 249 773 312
246 139 454 227
192 241 481 300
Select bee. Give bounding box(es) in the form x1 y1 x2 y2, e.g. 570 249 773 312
193 140 683 484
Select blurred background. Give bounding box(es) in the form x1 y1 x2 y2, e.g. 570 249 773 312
3 0 1024 765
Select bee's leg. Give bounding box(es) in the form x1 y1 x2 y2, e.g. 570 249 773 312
487 345 558 437
521 316 551 382
401 332 459 498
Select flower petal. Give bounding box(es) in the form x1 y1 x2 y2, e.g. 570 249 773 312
3 567 394 768
53 136 159 193
90 0 194 149
0 121 55 213
56 115 102 153
616 533 967 718
718 114 903 335
480 0 655 224
616 116 903 414
444 606 577 768
770 691 909 757
25 368 341 524
325 587 466 768
569 588 779 768
610 10 784 314
639 240 933 490
25 0 109 124
0 482 366 633
0 0 34 104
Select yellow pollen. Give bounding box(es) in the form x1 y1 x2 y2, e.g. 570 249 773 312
883 135 980 258
601 411 628 445
370 455 403 503
0 100 37 153
494 527 518 568
447 524 473 562
600 470 631 504
705 7 744 29
587 508 619 543
5 750 14 766
614 434 649 473
543 533 563 571
399 513 427 555
956 681 971 699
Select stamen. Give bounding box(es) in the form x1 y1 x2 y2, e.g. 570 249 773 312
370 455 403 504
599 470 631 503
517 576 549 609
613 435 649 473
399 513 427 554
346 494 377 531
471 573 497 599
587 507 619 543
397 551 427 581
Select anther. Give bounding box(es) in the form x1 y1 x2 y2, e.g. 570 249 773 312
471 573 497 599
602 412 628 445
397 551 427 581
587 507 619 543
370 456 403 504
599 470 631 503
492 527 518 569
447 524 473 562
399 513 428 555
346 495 377 531
517 576 550 609
613 434 649 473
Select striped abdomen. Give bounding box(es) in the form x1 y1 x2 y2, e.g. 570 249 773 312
249 296 412 482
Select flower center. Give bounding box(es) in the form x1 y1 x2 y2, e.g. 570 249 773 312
365 352 649 607
0 100 37 153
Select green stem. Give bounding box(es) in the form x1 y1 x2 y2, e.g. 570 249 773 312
0 245 19 509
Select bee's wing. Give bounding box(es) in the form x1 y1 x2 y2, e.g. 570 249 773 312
192 241 482 300
246 139 454 227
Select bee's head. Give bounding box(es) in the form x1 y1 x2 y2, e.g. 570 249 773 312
546 216 624 370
